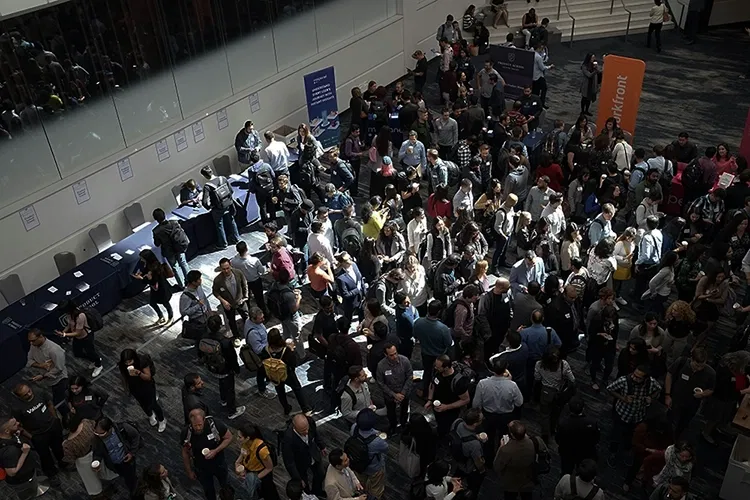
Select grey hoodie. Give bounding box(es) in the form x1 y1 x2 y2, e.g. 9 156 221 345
504 165 530 202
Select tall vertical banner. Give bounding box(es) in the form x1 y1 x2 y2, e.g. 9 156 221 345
488 45 535 99
303 66 340 149
596 55 646 139
740 108 750 161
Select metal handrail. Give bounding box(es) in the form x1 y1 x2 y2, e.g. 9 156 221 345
557 0 576 47
611 0 633 41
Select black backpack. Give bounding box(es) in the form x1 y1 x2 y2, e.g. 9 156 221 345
532 436 551 477
254 166 275 196
448 420 477 465
681 159 705 192
256 440 279 467
299 161 316 187
442 300 459 326
580 217 603 251
344 426 376 473
266 287 285 320
82 307 104 332
444 160 461 187
341 227 363 257
169 221 190 254
198 338 227 374
563 472 600 500
331 375 356 413
206 177 234 210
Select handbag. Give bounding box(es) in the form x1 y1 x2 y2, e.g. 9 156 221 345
398 438 421 479
239 345 263 371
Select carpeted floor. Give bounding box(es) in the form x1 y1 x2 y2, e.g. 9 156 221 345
2 26 749 500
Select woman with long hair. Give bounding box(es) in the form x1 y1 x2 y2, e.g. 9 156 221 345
612 228 636 302
267 328 309 415
588 304 618 390
616 337 650 378
514 211 533 258
425 460 464 500
570 114 595 144
67 375 108 421
401 253 430 316
652 442 695 489
358 298 389 338
663 301 697 366
629 312 666 375
579 54 602 117
400 166 423 222
586 237 617 306
427 184 452 220
702 351 750 443
423 217 453 268
534 345 575 442
693 267 729 344
560 223 581 277
306 252 334 301
451 206 474 240
401 413 437 478
384 183 405 230
457 222 488 263
134 463 181 500
361 197 387 240
375 220 407 271
713 142 738 175
474 178 503 214
674 243 705 302
646 251 678 316
599 116 620 148
358 237 381 284
118 348 166 431
56 300 103 378
720 213 750 272
469 260 491 294
406 207 428 255
235 424 280 500
133 248 173 324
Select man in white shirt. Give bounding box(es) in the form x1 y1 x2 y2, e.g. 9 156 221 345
453 178 474 218
476 59 501 115
230 241 268 316
540 193 566 242
263 131 290 176
316 207 336 249
532 43 554 108
646 144 673 179
308 221 335 264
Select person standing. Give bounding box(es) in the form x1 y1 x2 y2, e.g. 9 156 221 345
647 0 668 52
555 398 600 474
579 53 602 116
201 165 240 250
235 424 280 500
376 344 413 433
476 59 501 115
11 384 65 481
244 306 277 400
553 460 605 500
265 328 310 415
282 414 327 497
414 300 454 397
473 358 523 465
340 366 377 423
92 417 141 496
664 347 715 439
118 349 167 432
348 409 388 499
202 316 247 420
56 301 103 378
684 0 704 45
434 108 459 160
266 269 305 358
0 415 45 499
135 463 182 500
134 249 174 325
532 42 553 108
66 376 108 421
182 373 210 424
212 257 249 344
180 270 210 341
426 355 471 437
231 240 268 316
263 130 290 177
494 420 543 500
325 448 367 500
411 50 428 94
335 252 365 322
152 208 190 290
235 120 262 166
26 329 69 421
181 409 233 500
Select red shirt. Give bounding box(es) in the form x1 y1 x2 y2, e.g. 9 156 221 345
427 194 452 219
271 247 296 281
536 163 564 192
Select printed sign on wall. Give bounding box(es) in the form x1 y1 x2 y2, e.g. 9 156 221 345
72 180 90 205
192 121 205 143
19 205 40 232
156 139 170 162
117 158 133 181
303 67 340 148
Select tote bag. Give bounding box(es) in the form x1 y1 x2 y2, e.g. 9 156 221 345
398 438 421 478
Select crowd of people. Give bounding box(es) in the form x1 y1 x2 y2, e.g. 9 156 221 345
3 6 750 500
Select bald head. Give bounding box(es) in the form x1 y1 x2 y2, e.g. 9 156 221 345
293 414 310 436
494 278 510 294
563 284 577 302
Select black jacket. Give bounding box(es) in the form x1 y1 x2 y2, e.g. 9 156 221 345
555 413 599 460
281 416 326 481
93 422 140 470
152 220 187 259
545 295 580 354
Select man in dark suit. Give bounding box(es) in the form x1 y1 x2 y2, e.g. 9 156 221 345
334 252 364 321
508 281 542 332
282 414 327 497
545 285 581 357
555 398 600 474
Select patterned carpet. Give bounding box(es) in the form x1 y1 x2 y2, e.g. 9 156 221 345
2 26 749 500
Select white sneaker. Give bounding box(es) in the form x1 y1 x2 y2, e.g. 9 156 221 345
613 303 620 311
149 413 158 426
228 406 246 420
92 366 103 378
157 419 167 433
615 297 628 306
259 390 276 399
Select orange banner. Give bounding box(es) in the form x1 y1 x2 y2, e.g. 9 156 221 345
596 55 646 141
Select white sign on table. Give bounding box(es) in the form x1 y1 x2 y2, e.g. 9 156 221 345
192 120 205 143
217 109 229 130
174 129 188 152
117 157 133 181
249 92 260 113
72 180 91 205
156 139 170 162
19 205 40 232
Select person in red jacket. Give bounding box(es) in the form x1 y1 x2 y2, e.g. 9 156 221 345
535 152 564 192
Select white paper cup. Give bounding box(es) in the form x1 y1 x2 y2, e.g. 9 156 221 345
694 387 703 394
478 432 488 442
91 460 100 469
378 432 388 440
432 400 442 408
734 303 742 310
236 465 244 474
202 448 210 456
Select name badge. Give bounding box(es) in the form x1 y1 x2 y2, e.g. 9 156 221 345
731 377 737 382
577 186 583 192
644 188 650 194
207 433 215 441
117 442 123 448
683 228 691 234
681 373 690 381
504 297 509 303
565 313 571 319
385 370 392 376
434 377 440 385
41 406 46 413
85 395 93 401
732 236 739 242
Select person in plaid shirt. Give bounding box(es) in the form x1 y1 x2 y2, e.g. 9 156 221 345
689 188 726 231
455 135 477 171
508 101 529 135
606 365 661 467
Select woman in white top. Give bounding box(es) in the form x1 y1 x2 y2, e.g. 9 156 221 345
647 0 668 53
612 130 633 172
400 253 430 316
560 224 581 274
612 228 636 304
587 237 618 291
425 461 463 500
407 207 428 254
646 252 677 316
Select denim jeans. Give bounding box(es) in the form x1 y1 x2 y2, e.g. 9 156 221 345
166 252 189 288
212 206 240 248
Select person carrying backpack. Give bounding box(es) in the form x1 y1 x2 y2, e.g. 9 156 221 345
57 300 103 378
235 424 281 500
200 165 240 250
198 316 246 420
263 329 310 416
494 419 545 500
247 151 277 224
448 409 486 495
345 409 388 500
152 207 190 289
553 460 604 500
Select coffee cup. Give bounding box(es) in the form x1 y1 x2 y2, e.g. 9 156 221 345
734 303 742 310
693 387 703 395
126 365 135 374
91 460 100 469
478 432 488 442
236 465 244 474
432 400 442 408
681 241 688 247
202 448 210 456
378 432 388 440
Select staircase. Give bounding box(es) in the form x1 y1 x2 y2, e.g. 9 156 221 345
486 0 674 44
